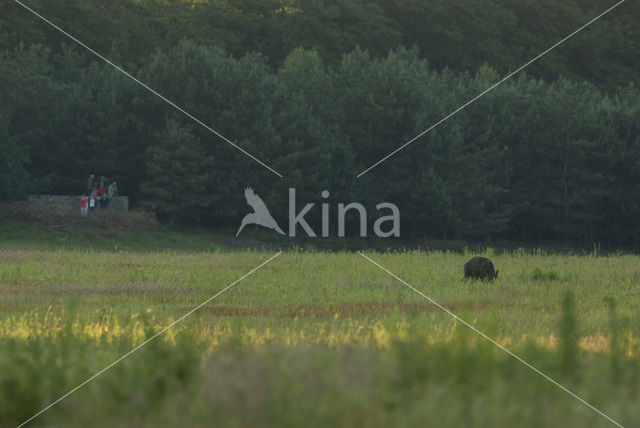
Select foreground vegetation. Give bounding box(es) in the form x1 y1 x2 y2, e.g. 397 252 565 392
1 243 638 427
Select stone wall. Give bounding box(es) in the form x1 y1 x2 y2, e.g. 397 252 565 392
27 194 129 215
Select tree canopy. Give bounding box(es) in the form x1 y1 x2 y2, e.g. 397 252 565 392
1 0 639 246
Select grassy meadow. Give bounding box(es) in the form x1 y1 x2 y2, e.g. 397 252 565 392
1 225 639 427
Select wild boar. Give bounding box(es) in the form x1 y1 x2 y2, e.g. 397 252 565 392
464 256 498 281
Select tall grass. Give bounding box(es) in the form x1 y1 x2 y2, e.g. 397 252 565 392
0 247 639 427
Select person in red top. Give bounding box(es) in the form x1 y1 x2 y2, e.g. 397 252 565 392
97 183 106 196
80 193 89 217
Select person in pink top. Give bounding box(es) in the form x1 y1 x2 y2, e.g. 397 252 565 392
80 193 89 217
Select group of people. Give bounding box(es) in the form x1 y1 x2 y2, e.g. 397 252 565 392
80 174 118 217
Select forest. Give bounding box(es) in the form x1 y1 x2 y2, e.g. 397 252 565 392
1 0 639 245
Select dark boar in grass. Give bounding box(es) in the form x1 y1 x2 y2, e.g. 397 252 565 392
464 256 498 281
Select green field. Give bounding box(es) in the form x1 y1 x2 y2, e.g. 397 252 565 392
1 229 639 427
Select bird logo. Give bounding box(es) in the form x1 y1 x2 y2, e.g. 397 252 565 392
236 187 285 237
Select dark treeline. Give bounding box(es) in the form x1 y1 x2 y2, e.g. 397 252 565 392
2 0 639 90
1 0 639 246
